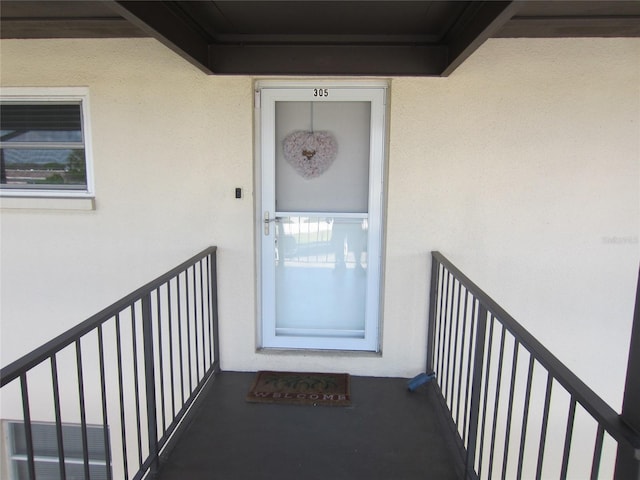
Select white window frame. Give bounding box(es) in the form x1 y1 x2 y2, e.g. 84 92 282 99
0 87 95 199
2 420 109 480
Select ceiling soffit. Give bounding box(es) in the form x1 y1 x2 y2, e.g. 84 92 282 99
108 1 519 76
2 1 640 76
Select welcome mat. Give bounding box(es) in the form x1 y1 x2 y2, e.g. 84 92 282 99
246 371 351 406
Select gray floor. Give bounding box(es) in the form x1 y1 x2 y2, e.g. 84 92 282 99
156 372 462 480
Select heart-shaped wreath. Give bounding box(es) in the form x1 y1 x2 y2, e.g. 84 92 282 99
283 130 338 179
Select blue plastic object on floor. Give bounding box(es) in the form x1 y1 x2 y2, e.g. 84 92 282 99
407 372 436 391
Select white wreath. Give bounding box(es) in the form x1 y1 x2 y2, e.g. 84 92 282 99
283 130 338 179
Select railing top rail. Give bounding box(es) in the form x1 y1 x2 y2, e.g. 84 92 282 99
431 251 640 450
0 246 217 388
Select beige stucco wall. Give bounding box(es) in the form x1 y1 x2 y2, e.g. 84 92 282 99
1 38 638 412
387 38 640 410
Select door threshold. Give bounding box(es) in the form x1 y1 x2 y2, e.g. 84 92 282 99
256 347 382 358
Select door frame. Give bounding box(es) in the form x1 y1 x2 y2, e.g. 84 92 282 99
255 80 388 351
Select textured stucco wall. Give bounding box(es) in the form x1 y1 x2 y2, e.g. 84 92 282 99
0 39 256 374
385 38 639 409
1 38 638 411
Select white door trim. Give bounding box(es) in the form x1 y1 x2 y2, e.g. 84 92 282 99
257 81 387 351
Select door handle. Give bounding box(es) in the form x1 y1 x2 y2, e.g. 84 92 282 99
263 212 280 235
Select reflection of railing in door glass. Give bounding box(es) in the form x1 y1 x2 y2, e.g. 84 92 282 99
276 216 368 269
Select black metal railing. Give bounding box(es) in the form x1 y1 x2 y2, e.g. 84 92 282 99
0 246 220 480
427 251 640 480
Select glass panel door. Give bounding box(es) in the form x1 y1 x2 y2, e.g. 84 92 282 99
260 85 385 351
275 215 368 338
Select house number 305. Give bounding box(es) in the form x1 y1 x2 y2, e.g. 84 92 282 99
313 88 329 97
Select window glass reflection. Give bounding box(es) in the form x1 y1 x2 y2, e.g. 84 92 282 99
275 216 368 270
275 216 368 334
1 149 87 187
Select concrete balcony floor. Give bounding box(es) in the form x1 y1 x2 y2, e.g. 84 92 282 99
156 371 462 480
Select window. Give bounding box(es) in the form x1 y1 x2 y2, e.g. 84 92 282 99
0 88 94 197
4 420 110 480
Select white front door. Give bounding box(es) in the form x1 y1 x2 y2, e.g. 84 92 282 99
259 83 386 351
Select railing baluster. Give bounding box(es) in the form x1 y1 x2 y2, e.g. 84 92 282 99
115 313 130 480
51 354 67 480
167 280 177 419
185 269 193 392
465 303 488 477
176 274 186 406
444 277 457 403
487 325 507 480
477 315 496 479
440 266 447 370
443 271 452 381
560 397 577 480
435 264 445 375
192 265 200 383
516 355 535 480
156 287 167 435
206 254 214 368
443 275 460 409
141 293 159 477
462 297 478 446
433 265 441 373
535 373 554 480
75 340 91 480
20 374 36 480
437 269 449 381
210 251 220 368
448 279 462 407
199 260 207 375
590 425 605 480
500 340 520 480
130 306 143 468
97 325 113 480
427 257 440 373
454 289 469 426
